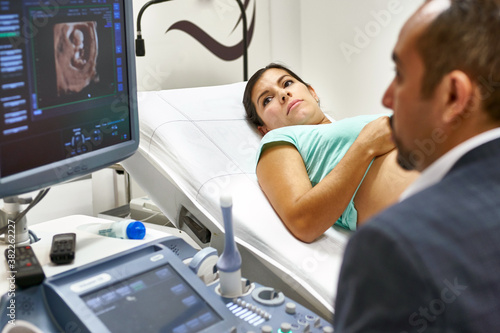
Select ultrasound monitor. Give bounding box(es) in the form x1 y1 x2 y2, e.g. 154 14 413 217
0 0 139 199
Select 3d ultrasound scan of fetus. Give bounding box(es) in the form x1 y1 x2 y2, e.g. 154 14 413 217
71 29 87 68
54 22 99 95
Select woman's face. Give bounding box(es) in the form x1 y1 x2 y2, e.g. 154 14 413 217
251 68 328 134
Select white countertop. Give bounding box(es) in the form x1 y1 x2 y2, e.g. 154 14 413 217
0 215 199 295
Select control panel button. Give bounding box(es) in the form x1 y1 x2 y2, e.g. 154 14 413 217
280 322 292 332
285 302 296 314
261 325 272 333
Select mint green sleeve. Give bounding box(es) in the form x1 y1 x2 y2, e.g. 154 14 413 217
255 128 298 169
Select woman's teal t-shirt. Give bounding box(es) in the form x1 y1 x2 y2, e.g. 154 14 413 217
256 114 384 231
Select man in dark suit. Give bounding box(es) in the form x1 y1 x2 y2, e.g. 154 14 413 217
334 0 500 331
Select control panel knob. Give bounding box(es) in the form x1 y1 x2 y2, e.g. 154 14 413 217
323 326 334 333
261 325 272 333
252 287 285 305
280 322 292 333
285 302 296 314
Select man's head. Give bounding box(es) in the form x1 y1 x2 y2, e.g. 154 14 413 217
383 0 500 171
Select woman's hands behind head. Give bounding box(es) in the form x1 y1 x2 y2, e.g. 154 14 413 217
356 116 396 157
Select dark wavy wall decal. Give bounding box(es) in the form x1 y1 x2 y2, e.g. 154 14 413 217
231 0 251 34
165 0 255 61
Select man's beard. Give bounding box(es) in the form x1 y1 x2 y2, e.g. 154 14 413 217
396 150 417 170
389 115 417 171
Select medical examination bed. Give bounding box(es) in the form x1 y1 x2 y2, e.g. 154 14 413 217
122 82 350 320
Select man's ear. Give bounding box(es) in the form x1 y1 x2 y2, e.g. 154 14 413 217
442 70 473 124
258 125 270 135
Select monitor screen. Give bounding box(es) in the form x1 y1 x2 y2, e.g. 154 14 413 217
0 0 138 199
81 264 223 332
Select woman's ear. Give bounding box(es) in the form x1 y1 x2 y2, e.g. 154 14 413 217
308 85 319 102
442 70 474 124
258 125 270 136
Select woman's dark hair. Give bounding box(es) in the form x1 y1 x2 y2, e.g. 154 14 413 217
243 63 310 126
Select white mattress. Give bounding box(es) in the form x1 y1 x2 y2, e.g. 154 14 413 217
123 82 350 319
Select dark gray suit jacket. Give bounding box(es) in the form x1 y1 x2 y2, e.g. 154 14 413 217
334 137 500 332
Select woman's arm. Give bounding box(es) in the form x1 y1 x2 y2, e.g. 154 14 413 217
256 116 395 243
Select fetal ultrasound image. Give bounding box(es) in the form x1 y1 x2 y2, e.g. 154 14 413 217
32 13 117 115
53 21 100 96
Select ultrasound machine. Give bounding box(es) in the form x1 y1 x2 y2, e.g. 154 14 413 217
0 0 333 332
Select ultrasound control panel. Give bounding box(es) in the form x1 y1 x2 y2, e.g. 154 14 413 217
218 286 334 333
0 236 333 332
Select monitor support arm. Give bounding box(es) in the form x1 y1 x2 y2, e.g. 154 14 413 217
135 0 173 57
1 188 50 245
135 0 248 80
0 196 31 246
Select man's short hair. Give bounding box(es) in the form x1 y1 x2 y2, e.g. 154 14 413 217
417 0 500 120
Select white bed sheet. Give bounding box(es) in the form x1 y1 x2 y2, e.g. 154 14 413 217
123 82 350 319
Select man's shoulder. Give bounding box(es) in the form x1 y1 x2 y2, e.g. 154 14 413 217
449 136 500 169
354 191 440 244
356 160 500 247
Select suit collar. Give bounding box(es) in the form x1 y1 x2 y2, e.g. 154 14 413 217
448 136 500 174
400 128 500 201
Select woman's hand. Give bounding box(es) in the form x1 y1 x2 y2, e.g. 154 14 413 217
355 116 395 157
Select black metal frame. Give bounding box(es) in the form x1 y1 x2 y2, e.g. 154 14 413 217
135 0 249 80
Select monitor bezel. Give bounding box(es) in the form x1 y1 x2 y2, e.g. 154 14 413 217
0 0 139 199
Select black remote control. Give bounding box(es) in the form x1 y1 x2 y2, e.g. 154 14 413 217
4 245 45 289
50 233 76 265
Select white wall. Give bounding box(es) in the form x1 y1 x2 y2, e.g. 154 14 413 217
0 180 93 226
133 0 271 91
300 0 421 119
267 0 302 73
132 0 421 119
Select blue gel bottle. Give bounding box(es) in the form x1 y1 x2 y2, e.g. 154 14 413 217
97 220 146 239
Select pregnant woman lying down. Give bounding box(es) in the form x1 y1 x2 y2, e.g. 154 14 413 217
243 63 419 243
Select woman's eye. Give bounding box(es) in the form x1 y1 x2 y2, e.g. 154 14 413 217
263 97 272 106
393 67 402 82
284 80 293 88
